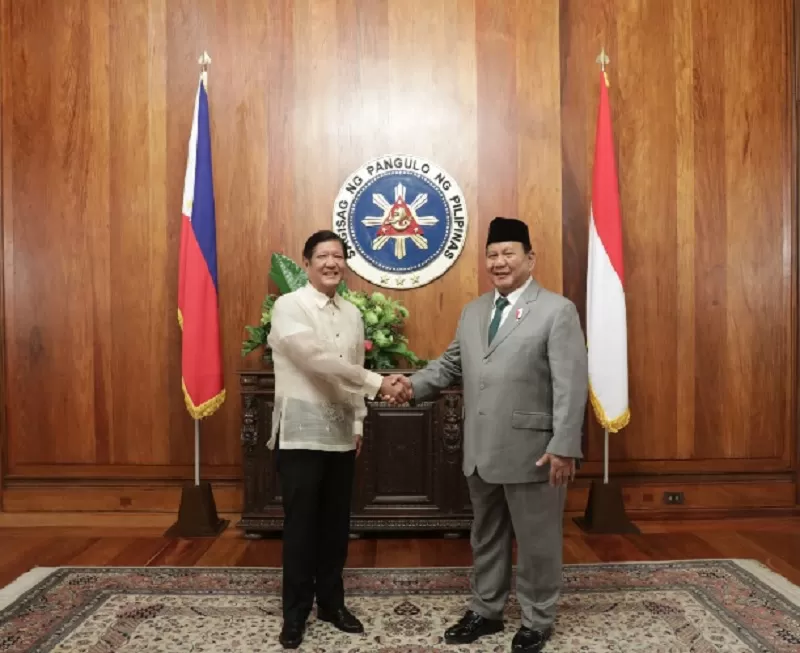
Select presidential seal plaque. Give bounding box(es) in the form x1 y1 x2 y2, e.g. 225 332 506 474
333 154 469 289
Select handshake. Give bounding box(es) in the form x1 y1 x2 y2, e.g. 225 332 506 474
378 374 414 405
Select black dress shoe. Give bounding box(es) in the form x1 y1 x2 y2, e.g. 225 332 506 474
511 626 553 652
317 606 365 634
278 620 305 649
444 610 504 644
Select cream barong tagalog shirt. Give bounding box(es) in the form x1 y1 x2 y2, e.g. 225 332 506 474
266 283 384 452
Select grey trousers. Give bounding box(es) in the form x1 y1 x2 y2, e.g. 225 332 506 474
466 471 566 629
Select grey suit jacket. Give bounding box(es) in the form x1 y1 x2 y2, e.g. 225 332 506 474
410 279 588 484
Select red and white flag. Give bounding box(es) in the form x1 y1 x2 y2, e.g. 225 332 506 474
586 69 630 432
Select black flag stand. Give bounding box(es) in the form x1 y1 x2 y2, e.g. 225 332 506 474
574 427 639 534
165 418 229 538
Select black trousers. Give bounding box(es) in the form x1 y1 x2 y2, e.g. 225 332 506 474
277 444 355 623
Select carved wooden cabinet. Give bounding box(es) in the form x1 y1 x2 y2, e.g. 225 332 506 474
237 369 473 537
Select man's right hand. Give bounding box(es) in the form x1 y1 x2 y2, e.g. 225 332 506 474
379 375 413 404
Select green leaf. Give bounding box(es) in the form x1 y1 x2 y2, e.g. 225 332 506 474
261 294 277 311
383 342 410 354
241 341 259 356
372 353 394 369
384 342 425 367
269 253 307 294
343 291 367 309
241 323 270 357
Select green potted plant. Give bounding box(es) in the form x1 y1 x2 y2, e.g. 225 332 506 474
242 253 425 370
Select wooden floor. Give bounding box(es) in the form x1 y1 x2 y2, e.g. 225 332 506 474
1 513 800 591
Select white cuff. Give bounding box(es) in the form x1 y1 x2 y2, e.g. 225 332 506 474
364 370 383 399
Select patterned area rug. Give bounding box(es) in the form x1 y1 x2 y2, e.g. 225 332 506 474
1 560 799 652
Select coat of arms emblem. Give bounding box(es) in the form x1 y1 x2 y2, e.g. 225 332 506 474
332 154 469 289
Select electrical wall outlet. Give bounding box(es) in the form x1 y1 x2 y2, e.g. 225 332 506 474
663 491 685 505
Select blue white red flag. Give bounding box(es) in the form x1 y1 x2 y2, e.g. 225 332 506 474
177 73 225 419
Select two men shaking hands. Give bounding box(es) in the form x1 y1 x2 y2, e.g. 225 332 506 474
379 374 414 404
270 217 588 653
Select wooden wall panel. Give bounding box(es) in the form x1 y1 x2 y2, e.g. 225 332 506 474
476 0 563 294
1 477 794 518
0 0 797 511
6 0 95 466
795 0 800 506
518 0 563 293
0 0 563 479
617 1 680 462
0 0 7 508
383 0 482 348
561 0 795 473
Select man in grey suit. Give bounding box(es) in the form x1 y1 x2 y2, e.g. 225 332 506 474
388 217 588 653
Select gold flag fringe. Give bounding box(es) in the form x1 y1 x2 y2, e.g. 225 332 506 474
588 383 630 433
182 379 226 420
177 309 225 419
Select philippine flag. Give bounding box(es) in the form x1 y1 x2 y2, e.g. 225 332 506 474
586 69 630 433
177 73 225 419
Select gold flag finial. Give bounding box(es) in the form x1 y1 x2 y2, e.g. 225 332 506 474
596 47 610 88
595 47 609 71
198 51 211 86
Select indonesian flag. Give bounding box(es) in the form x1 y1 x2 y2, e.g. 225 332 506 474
586 69 630 432
177 72 226 419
